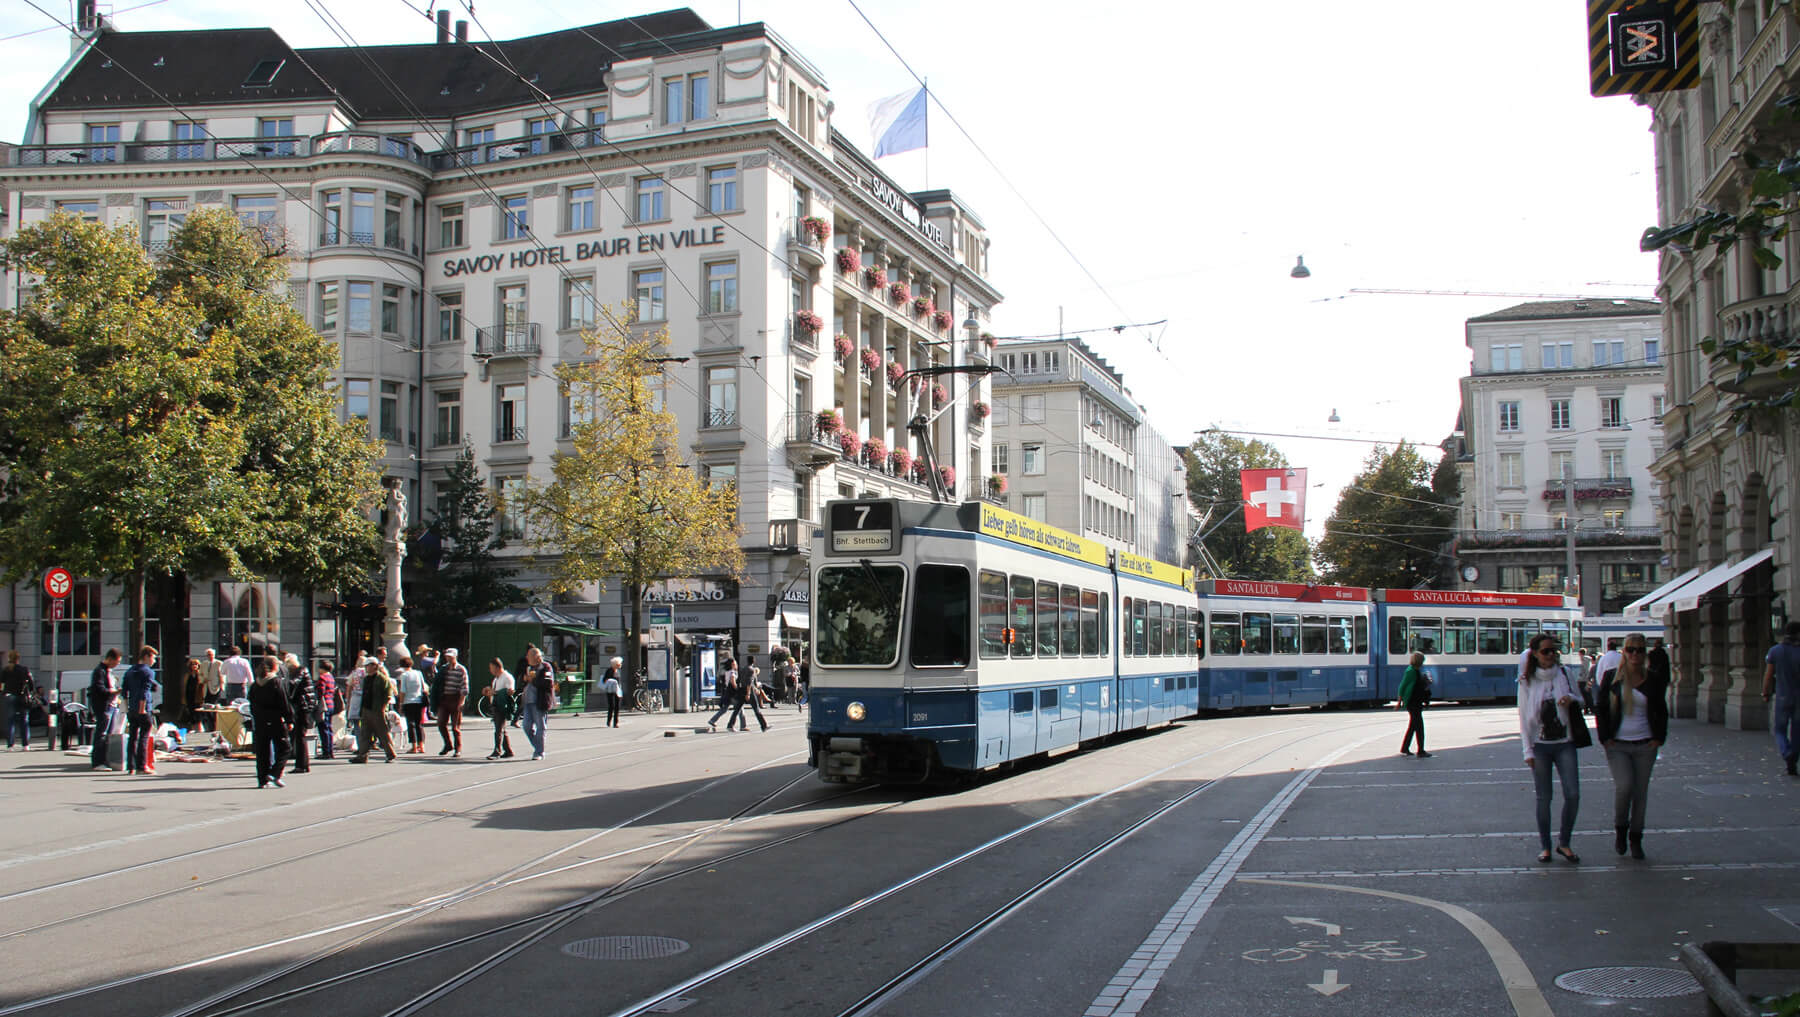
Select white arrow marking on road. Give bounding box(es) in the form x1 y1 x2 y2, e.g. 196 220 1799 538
1285 915 1341 936
1309 969 1349 996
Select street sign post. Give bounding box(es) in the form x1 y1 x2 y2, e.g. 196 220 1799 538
44 568 72 600
44 568 71 721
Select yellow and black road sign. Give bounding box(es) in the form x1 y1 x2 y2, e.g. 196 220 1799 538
1590 0 1699 97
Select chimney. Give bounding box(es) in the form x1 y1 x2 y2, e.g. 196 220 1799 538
77 0 98 32
436 9 450 44
455 20 468 43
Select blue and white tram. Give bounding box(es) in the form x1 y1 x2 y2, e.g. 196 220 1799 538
1372 589 1580 702
1195 580 1376 710
806 499 1196 782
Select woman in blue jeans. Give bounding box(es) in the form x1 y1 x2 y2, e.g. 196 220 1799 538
1519 634 1583 863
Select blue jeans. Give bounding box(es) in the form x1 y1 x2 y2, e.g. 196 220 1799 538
1774 694 1797 763
520 703 546 757
91 705 117 767
6 694 30 747
1532 741 1581 850
316 708 335 758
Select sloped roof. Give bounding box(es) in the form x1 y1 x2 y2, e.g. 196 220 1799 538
1467 298 1662 323
41 9 719 119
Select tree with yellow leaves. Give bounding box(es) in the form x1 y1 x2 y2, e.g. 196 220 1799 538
515 314 745 681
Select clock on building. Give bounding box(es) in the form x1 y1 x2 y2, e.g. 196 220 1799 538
1460 565 1480 583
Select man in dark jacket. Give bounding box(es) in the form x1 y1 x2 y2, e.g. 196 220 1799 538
436 649 469 757
248 657 295 786
88 649 121 770
3 650 35 751
120 646 159 774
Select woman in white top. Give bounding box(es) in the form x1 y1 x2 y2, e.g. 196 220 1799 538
1595 632 1668 859
396 657 428 754
1520 633 1584 863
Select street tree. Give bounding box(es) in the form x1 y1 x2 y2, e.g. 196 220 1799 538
1314 442 1455 589
514 316 744 678
1184 431 1313 581
0 209 384 651
405 442 524 649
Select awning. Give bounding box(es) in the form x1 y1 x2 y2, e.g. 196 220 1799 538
1640 548 1775 618
779 606 811 630
1621 567 1700 620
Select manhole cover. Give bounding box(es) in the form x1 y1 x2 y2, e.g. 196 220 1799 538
1555 966 1701 998
73 804 144 814
561 936 690 961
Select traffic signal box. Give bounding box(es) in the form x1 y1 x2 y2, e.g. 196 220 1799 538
1590 0 1699 97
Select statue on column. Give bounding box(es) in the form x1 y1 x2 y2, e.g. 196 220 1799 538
382 478 409 658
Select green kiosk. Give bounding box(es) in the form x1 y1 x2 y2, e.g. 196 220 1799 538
466 606 614 714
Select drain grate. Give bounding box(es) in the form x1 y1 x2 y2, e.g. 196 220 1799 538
561 936 690 961
1555 966 1702 998
73 804 144 813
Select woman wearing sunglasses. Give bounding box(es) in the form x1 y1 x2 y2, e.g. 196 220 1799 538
1595 632 1667 859
1520 633 1584 863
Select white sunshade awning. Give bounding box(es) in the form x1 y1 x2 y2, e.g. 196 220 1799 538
1641 548 1776 619
1622 567 1701 620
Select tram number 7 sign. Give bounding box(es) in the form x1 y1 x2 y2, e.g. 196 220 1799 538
44 567 72 600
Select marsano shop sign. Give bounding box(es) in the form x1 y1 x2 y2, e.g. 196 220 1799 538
441 226 727 278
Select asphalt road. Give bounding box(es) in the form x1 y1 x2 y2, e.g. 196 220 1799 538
0 701 1794 1017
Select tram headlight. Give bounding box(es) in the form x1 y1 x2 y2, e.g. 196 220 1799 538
846 701 867 722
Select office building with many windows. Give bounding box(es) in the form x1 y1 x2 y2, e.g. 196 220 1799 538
1454 299 1665 616
0 7 999 682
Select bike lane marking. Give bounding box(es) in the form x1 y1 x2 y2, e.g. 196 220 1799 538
1242 878 1552 1017
1081 735 1382 1017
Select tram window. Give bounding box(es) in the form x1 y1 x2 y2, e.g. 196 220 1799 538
1010 575 1036 659
1181 607 1195 656
978 570 1009 659
1541 619 1571 650
1210 612 1240 655
1388 617 1408 658
1410 617 1442 655
1445 617 1476 655
1163 604 1177 656
1012 691 1032 714
1328 616 1353 655
1080 590 1100 656
1148 602 1164 656
1354 616 1369 654
1061 585 1081 656
910 564 970 668
1039 687 1058 709
1273 613 1300 655
815 563 905 667
1098 593 1109 655
1243 612 1271 654
1121 597 1133 658
1301 614 1328 654
1037 580 1060 657
1478 618 1509 655
1133 598 1148 656
1510 619 1535 655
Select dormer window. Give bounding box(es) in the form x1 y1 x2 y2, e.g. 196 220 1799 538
244 59 285 88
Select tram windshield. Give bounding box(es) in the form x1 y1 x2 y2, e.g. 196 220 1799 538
816 563 906 666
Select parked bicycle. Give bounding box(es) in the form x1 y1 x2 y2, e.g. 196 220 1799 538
631 669 663 712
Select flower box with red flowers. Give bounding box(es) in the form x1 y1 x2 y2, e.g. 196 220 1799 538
862 437 887 465
832 333 853 362
864 266 886 289
988 475 1008 495
859 347 882 372
796 309 824 335
938 465 955 488
931 383 948 407
801 216 831 244
838 431 862 458
888 281 911 305
835 247 860 274
932 310 953 331
886 361 907 387
815 409 842 438
889 449 913 474
972 400 991 420
912 296 934 316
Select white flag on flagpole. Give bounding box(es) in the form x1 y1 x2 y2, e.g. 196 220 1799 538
868 86 928 158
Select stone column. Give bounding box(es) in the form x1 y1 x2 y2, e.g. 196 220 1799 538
1673 609 1702 718
1725 562 1773 731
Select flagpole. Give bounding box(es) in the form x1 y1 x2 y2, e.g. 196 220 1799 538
922 78 929 190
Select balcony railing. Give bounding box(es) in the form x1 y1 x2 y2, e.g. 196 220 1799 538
428 130 606 171
1541 476 1634 501
703 407 739 429
13 132 426 167
475 323 540 359
1460 525 1659 549
317 230 420 257
787 318 819 357
432 431 461 448
495 425 527 443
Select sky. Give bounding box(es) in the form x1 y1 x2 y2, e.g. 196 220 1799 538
0 0 1663 541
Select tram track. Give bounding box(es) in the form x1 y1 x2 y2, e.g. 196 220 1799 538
595 716 1392 1017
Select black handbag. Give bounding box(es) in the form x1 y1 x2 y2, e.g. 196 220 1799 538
1569 708 1593 749
1538 698 1567 742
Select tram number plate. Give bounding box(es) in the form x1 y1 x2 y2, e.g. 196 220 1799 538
828 501 896 554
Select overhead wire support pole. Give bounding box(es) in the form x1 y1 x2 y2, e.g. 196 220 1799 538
897 363 1006 503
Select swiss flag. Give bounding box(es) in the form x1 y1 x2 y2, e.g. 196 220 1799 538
1241 468 1307 533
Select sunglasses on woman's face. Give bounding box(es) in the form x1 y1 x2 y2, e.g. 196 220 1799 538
1624 647 1646 655
1538 648 1560 656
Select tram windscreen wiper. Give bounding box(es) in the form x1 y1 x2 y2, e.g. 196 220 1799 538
859 558 899 623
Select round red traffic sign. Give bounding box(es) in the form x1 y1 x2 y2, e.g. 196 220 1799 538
43 568 72 600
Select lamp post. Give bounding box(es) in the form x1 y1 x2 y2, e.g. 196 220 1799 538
1563 462 1579 605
